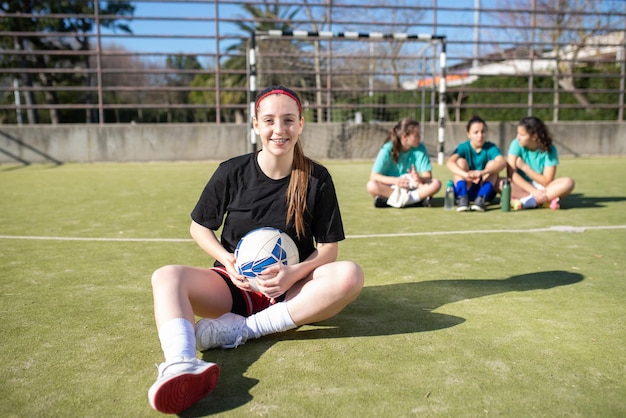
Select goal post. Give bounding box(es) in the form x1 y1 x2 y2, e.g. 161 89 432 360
249 30 447 164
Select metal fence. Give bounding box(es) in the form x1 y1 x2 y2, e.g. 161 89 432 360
1 0 625 125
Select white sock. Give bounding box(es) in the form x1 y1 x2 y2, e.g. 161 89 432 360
158 318 197 363
407 189 421 205
245 302 296 339
520 195 537 209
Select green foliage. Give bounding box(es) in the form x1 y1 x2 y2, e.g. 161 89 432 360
455 63 621 121
0 1 134 123
330 89 428 122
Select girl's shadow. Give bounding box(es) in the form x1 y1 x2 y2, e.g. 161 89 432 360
183 270 583 416
564 193 626 209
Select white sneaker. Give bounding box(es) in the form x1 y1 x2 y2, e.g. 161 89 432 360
195 312 249 350
148 356 220 414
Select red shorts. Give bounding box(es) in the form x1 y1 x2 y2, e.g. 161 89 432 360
211 267 283 316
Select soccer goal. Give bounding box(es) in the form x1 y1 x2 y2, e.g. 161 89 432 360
248 30 447 164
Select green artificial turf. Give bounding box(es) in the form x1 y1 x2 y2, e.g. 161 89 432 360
0 157 625 417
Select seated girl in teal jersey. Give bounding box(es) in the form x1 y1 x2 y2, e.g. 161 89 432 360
507 116 575 210
366 117 441 208
446 115 506 212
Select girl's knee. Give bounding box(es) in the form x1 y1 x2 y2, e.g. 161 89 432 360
458 159 470 171
339 261 364 294
151 264 182 288
366 180 379 195
432 178 442 192
556 177 575 196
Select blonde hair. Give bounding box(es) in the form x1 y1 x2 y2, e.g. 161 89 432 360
255 86 312 239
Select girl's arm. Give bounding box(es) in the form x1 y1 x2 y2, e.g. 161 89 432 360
407 164 432 184
446 153 469 180
515 157 556 187
190 220 238 276
416 170 433 183
481 155 507 181
370 171 412 189
507 154 536 195
288 241 338 282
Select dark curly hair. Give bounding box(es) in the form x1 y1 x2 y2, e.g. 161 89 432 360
518 116 553 152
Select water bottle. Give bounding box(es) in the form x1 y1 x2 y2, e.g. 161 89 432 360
444 180 454 210
501 179 511 212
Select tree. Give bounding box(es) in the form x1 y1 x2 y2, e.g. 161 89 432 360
189 1 303 123
0 0 134 124
164 54 203 123
98 43 154 123
494 0 622 121
336 0 428 90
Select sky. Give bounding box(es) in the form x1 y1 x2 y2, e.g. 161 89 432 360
99 1 626 62
100 2 242 55
100 1 494 56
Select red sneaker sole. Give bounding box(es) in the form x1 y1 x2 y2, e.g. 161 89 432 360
151 363 220 414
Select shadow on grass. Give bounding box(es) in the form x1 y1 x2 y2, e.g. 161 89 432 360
185 270 582 417
426 194 626 210
563 193 626 209
405 197 503 211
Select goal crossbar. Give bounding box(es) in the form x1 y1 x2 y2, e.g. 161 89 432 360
249 30 448 164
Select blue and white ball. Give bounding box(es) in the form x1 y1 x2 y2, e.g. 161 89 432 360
234 227 299 292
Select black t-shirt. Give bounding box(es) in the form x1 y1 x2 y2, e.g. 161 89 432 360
191 152 345 265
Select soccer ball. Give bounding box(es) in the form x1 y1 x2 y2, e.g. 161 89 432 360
234 227 299 292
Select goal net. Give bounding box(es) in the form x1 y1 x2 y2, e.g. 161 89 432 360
249 30 447 163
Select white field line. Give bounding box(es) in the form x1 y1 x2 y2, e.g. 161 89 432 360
0 225 625 242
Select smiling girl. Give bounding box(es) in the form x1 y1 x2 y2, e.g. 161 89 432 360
147 85 364 414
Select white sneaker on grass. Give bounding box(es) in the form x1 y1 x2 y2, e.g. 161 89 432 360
195 312 249 351
148 356 220 414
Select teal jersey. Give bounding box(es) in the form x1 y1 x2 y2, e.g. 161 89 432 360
371 142 432 176
452 140 502 170
507 138 559 183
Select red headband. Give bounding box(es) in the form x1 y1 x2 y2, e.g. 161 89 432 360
255 89 302 116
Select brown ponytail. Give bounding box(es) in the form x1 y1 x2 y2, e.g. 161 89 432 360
287 140 312 239
384 117 420 163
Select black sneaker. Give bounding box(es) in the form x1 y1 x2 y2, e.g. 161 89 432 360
456 195 469 212
471 196 486 212
373 196 389 208
421 196 431 207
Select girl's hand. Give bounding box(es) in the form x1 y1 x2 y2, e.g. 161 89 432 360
225 253 252 291
255 264 293 298
515 157 527 172
408 164 420 183
466 170 482 184
396 176 411 189
399 166 420 189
